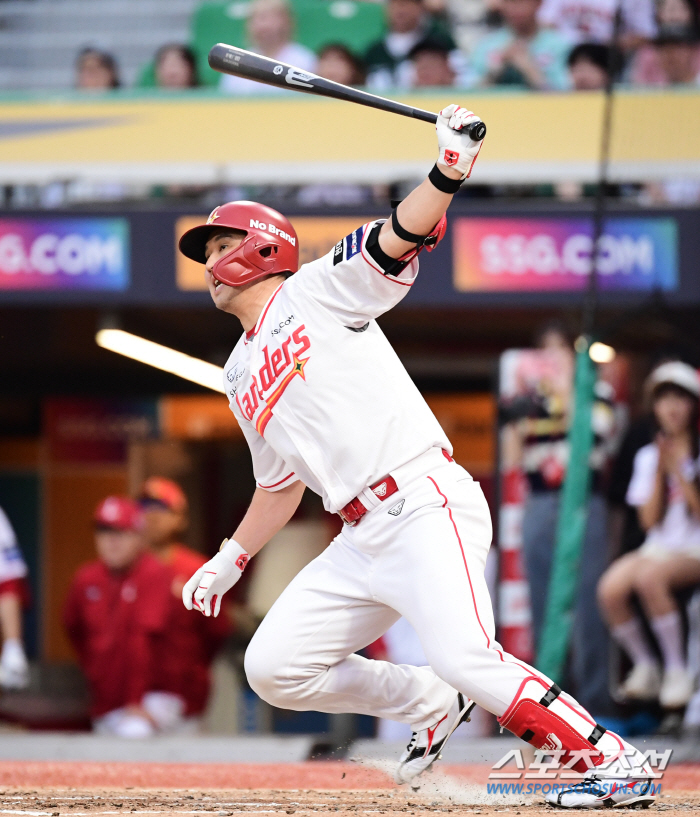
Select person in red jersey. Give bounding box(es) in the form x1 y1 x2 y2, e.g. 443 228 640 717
139 477 230 720
64 495 178 737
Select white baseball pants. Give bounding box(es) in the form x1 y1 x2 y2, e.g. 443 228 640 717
245 449 551 730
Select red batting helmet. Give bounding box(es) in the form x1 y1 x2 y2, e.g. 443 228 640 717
178 201 300 288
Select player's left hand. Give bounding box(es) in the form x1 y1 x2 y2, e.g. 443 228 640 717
182 538 250 617
436 104 484 180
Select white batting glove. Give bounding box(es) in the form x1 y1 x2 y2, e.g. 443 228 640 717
436 104 484 180
182 538 249 618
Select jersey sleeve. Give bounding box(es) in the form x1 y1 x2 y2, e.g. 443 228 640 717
626 444 658 507
239 419 298 492
294 220 419 327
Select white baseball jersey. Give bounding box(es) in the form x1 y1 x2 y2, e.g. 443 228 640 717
224 219 452 514
0 506 27 584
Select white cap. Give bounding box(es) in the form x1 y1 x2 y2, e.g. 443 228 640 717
646 361 700 399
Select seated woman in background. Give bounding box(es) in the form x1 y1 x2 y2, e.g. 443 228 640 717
598 361 700 710
75 47 120 90
155 44 200 89
316 44 366 86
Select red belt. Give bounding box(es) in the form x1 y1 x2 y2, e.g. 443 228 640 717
338 475 399 526
338 449 454 527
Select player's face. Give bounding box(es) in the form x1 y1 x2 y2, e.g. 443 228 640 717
654 387 697 436
95 529 144 571
205 230 245 310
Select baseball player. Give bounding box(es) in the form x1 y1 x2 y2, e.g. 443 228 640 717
181 105 654 809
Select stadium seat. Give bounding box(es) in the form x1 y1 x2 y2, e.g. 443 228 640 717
293 0 385 55
191 1 250 86
136 61 157 88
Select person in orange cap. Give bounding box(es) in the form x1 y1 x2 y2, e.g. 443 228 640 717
139 478 230 719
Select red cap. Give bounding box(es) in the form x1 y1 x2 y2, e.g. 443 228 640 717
139 476 188 513
94 496 143 532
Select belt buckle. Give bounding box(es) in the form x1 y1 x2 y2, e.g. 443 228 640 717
338 508 358 527
339 497 365 526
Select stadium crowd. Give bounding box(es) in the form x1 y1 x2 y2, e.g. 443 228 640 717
49 0 695 208
75 0 700 95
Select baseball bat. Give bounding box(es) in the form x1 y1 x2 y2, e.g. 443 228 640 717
208 43 487 142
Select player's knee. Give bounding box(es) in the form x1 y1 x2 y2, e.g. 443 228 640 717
244 637 315 707
244 639 285 705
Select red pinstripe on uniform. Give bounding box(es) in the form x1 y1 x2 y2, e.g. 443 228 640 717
426 474 600 730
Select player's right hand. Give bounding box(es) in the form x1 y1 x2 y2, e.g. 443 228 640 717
436 104 484 180
182 538 250 617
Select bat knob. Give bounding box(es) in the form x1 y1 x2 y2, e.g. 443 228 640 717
467 121 487 142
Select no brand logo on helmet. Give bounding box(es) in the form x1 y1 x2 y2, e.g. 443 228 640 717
444 150 459 167
250 219 296 246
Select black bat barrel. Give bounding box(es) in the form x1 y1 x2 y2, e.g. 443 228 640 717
208 43 486 142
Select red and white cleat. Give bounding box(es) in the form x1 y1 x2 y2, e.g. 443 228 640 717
395 693 475 785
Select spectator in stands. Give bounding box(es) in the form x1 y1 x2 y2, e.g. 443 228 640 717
432 0 500 59
568 42 616 90
537 0 656 51
365 0 460 89
631 0 700 86
502 321 618 716
598 362 700 710
0 506 30 691
316 44 366 86
652 24 700 85
469 0 571 89
155 44 200 89
139 477 229 722
64 496 177 737
220 0 317 95
75 48 120 90
408 36 456 86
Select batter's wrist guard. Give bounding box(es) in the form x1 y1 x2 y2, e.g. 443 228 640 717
219 538 250 572
498 679 613 774
429 163 464 195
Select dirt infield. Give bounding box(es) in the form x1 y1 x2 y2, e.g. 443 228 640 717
0 763 698 815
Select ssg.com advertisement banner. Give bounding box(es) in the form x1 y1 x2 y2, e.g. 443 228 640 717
453 217 678 292
0 219 130 290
